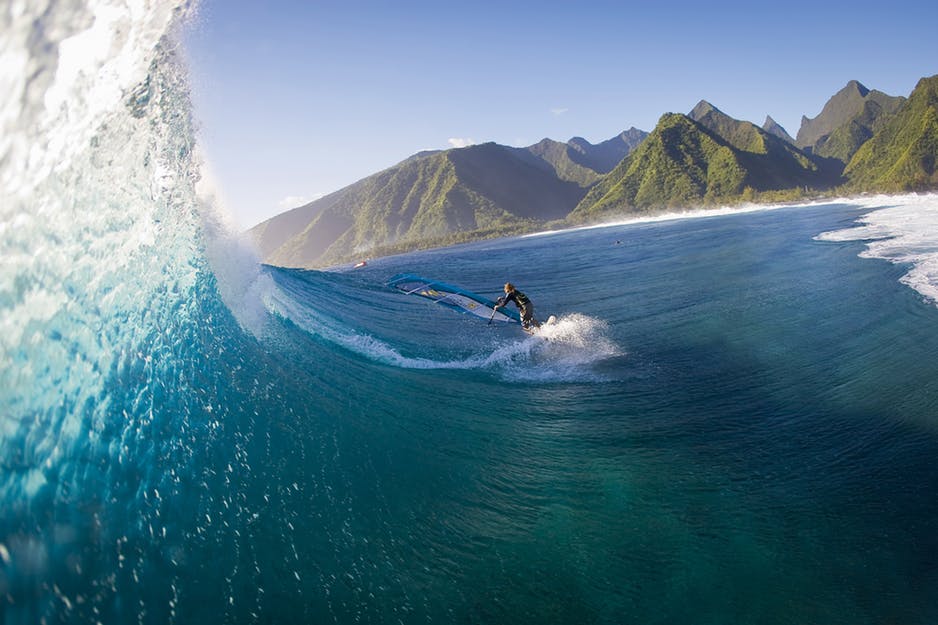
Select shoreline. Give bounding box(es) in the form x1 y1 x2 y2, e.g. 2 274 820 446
522 191 938 239
335 191 938 313
322 192 938 282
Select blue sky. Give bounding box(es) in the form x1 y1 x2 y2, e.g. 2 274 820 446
182 0 938 229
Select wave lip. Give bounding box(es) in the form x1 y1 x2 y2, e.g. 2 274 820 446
1 1 184 197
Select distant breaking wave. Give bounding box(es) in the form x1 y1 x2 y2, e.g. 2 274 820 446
816 193 938 306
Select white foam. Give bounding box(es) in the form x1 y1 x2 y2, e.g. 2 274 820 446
522 197 845 239
269 282 621 383
1 1 180 198
816 193 938 307
266 284 476 369
197 158 274 337
487 313 622 382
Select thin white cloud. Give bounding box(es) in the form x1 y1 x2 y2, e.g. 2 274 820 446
448 137 476 148
278 193 323 209
550 107 569 116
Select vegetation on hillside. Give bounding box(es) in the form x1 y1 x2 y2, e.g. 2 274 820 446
262 142 592 267
568 110 838 224
795 80 905 163
251 74 938 268
844 75 938 191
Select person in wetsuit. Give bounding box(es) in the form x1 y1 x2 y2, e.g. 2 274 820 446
494 282 540 330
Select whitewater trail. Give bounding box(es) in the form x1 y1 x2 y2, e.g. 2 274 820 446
267 276 620 382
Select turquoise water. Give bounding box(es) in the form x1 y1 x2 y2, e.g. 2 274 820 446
11 199 938 623
256 205 938 624
4 3 938 622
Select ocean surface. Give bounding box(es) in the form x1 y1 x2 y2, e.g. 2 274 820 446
3 3 938 624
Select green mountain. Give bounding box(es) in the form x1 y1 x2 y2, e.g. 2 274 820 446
843 74 938 191
569 107 835 223
567 128 648 173
690 100 768 152
251 131 650 267
508 138 605 187
251 76 938 268
569 114 725 220
253 142 593 267
691 101 840 188
796 80 905 162
508 129 647 187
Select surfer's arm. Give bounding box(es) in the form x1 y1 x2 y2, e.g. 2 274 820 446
496 292 516 309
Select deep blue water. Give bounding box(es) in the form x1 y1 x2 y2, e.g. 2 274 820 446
8 198 938 624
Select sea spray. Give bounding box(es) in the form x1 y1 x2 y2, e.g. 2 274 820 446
482 313 622 382
198 184 275 337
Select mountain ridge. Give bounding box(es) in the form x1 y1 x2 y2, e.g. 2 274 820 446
250 74 936 268
843 75 938 191
796 80 906 162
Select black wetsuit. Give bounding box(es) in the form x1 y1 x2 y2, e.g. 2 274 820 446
497 290 538 329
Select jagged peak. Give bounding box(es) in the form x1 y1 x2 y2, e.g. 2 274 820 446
844 79 870 98
763 116 794 144
531 137 558 149
763 115 789 133
797 80 885 147
910 74 938 100
689 100 720 120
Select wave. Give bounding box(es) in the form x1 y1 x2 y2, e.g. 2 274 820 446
1 0 204 467
815 193 938 306
266 268 621 382
0 3 284 621
0 0 272 454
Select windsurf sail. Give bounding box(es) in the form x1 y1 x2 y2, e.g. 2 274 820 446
387 274 521 324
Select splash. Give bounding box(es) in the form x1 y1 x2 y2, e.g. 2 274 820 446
483 313 622 382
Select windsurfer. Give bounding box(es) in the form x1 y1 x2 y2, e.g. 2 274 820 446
493 282 539 331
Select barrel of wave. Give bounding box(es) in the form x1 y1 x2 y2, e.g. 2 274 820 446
0 1 203 492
